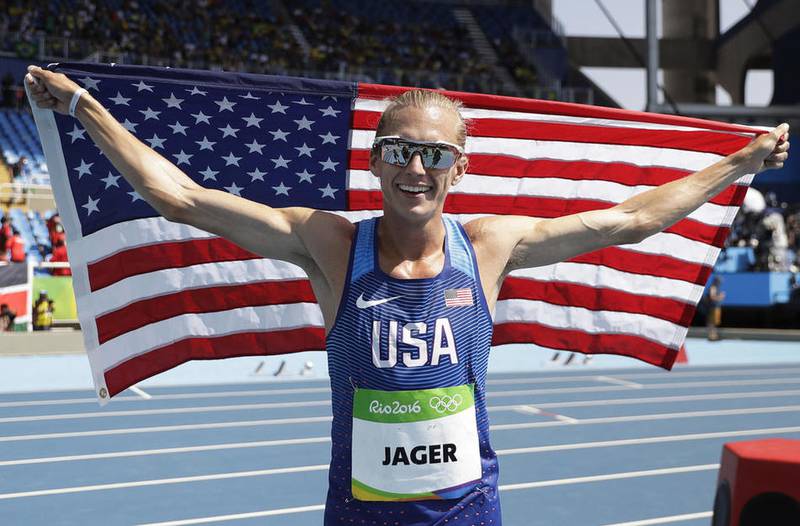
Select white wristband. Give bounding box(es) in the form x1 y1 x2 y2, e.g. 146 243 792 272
69 88 87 117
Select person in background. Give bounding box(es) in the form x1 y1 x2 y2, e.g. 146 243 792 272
7 228 25 262
32 290 54 331
0 216 11 262
49 238 71 276
705 276 726 341
0 303 16 331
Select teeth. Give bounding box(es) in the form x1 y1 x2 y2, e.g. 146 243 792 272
399 184 431 193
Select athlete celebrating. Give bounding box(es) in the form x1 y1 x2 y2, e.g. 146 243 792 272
26 65 789 525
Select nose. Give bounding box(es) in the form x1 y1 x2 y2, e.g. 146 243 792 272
404 151 426 176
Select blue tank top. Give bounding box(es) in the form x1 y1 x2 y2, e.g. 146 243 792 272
324 216 501 525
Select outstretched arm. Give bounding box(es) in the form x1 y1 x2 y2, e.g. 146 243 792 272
469 124 790 298
24 66 351 269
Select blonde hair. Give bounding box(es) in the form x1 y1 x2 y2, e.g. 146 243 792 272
375 89 468 148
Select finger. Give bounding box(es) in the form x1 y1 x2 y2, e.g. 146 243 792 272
774 123 790 142
767 152 789 163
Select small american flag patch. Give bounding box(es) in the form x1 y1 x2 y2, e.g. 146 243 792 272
444 288 473 307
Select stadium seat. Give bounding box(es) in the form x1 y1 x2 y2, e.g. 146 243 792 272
713 438 800 526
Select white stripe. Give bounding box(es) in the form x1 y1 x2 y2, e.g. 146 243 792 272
595 376 644 388
498 464 719 491
96 303 324 371
600 512 713 526
87 258 308 316
129 386 151 399
494 298 686 347
347 169 737 227
137 505 326 526
354 98 757 136
0 464 329 500
351 129 730 172
510 262 703 303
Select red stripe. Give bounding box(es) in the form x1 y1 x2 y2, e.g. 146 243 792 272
352 110 751 156
347 190 729 247
88 237 261 291
492 322 678 370
570 247 711 286
347 151 747 208
104 327 326 397
95 280 316 344
500 277 695 326
357 83 764 137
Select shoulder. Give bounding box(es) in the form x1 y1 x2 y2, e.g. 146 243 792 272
463 215 539 250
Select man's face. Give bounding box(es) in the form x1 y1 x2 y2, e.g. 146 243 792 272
369 106 467 225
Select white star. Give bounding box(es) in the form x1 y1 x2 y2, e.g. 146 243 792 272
267 100 289 114
186 86 207 96
133 80 154 92
319 105 341 117
100 172 120 189
139 107 161 120
214 96 236 112
271 155 290 169
162 92 184 109
239 92 260 100
67 125 86 143
294 143 315 157
247 168 267 182
146 133 166 149
168 121 188 135
74 159 93 178
122 119 139 132
242 113 263 127
273 182 291 196
296 169 315 183
245 139 265 154
224 182 243 196
109 92 131 105
319 132 340 145
294 116 315 131
293 97 313 105
82 195 100 215
79 77 100 90
222 152 242 166
218 124 240 138
199 167 218 181
129 190 143 202
269 129 290 141
173 150 193 165
319 157 339 171
191 111 211 125
319 184 338 199
195 136 216 151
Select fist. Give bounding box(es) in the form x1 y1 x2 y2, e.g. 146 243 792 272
742 123 791 174
25 65 82 115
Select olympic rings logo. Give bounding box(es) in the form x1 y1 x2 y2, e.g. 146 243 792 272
429 394 463 413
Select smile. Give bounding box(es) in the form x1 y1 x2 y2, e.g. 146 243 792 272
397 183 432 194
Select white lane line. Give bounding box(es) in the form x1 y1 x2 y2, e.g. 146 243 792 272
498 464 719 491
491 404 800 431
0 416 333 443
600 511 713 526
137 505 326 526
497 425 800 455
0 437 331 467
129 386 152 400
0 400 332 424
4 364 800 409
595 376 644 389
0 464 329 500
511 405 579 424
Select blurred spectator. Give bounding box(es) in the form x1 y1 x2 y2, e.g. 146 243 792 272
7 228 25 262
48 213 66 246
702 276 725 341
0 216 11 262
49 238 72 276
0 303 16 331
32 290 54 331
10 156 28 180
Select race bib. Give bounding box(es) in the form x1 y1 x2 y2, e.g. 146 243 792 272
351 384 482 501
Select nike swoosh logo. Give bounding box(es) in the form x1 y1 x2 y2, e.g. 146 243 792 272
356 293 402 309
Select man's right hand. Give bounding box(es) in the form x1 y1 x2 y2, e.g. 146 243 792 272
25 66 83 115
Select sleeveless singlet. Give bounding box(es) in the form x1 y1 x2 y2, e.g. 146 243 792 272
325 217 502 526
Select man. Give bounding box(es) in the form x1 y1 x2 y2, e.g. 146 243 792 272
25 65 789 524
32 289 54 331
0 303 16 331
704 276 726 341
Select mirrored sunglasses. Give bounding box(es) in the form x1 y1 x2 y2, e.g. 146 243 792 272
373 136 464 169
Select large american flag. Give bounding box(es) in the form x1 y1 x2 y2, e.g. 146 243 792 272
30 63 761 403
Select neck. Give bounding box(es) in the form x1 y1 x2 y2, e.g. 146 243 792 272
377 211 446 262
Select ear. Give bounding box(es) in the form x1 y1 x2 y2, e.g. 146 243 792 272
369 148 380 177
451 155 468 186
